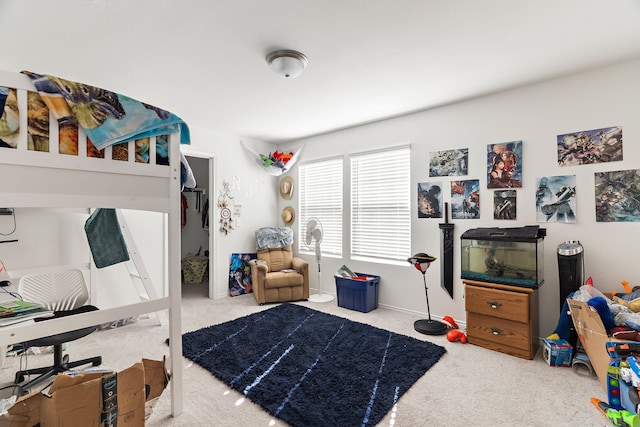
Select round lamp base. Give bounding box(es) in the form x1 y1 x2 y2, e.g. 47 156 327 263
308 293 335 303
414 319 448 335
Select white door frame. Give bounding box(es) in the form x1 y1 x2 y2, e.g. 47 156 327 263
181 149 216 298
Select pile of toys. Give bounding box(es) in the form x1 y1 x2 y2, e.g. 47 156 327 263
259 150 294 170
593 341 640 426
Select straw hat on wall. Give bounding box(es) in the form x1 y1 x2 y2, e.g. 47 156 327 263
281 206 295 226
279 176 294 200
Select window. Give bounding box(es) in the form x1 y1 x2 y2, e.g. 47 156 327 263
350 146 411 263
298 158 343 257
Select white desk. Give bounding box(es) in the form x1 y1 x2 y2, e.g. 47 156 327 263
0 281 35 369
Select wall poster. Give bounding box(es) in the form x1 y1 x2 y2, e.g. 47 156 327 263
487 141 522 189
557 126 622 166
535 175 577 223
450 179 479 219
429 148 469 177
595 169 640 222
493 190 517 220
418 181 443 218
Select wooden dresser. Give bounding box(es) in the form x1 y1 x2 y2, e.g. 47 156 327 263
464 279 539 360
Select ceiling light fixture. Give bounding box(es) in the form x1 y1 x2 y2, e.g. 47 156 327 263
266 49 308 79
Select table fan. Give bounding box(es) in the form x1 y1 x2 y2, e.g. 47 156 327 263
305 218 334 303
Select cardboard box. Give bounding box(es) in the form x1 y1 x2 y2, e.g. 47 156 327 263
568 299 625 390
0 358 169 427
542 338 573 367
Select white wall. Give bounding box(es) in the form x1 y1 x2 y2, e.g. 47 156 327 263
184 126 279 299
0 208 161 310
0 208 89 271
4 60 638 337
281 59 640 336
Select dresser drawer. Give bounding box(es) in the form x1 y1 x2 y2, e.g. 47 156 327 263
466 312 531 351
465 284 529 323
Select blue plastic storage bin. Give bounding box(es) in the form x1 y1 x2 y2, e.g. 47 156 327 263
335 273 380 313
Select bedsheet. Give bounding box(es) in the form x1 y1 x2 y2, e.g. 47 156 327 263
22 71 190 150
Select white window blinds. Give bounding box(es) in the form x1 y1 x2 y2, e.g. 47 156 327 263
350 146 411 262
298 158 343 256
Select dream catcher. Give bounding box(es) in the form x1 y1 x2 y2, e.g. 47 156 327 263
217 180 234 234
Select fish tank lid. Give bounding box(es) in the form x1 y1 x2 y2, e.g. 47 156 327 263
460 225 546 242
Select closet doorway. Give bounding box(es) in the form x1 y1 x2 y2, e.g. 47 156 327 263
181 154 215 298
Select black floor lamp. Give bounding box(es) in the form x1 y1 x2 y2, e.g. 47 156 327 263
408 253 448 335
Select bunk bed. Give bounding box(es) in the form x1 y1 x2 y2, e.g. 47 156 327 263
0 70 185 416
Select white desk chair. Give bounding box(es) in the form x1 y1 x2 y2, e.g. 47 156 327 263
19 269 90 311
14 269 101 395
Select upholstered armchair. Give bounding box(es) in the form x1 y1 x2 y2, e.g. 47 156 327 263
250 228 309 305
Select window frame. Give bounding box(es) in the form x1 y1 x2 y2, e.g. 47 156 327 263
349 145 411 264
297 156 344 258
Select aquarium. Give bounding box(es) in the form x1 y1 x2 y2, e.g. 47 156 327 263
460 226 546 288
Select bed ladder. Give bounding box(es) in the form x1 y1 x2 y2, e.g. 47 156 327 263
116 210 168 326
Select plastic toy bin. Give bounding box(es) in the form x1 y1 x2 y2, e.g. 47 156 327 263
335 273 380 313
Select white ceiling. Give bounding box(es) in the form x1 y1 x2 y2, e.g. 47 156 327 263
2 1 640 144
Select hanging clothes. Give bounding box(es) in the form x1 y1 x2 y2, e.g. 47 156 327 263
202 198 209 230
181 194 188 228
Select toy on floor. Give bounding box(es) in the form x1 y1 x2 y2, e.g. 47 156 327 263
547 291 576 341
439 315 467 343
572 351 594 377
549 293 610 340
601 342 640 422
546 279 596 341
446 329 467 343
591 397 640 427
609 280 640 303
441 315 458 329
614 295 640 313
589 296 616 334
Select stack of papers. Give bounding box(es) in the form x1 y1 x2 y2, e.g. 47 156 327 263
0 300 53 326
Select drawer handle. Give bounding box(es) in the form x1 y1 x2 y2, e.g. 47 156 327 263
491 327 503 335
487 300 502 309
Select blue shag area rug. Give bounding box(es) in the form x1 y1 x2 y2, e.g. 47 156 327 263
182 303 446 427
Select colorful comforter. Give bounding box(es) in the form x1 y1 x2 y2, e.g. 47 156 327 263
22 71 190 150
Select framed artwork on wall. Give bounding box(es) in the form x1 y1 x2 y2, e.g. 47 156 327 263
493 190 516 220
429 148 468 177
595 169 640 222
487 141 522 189
557 126 622 166
418 181 442 218
451 179 479 219
535 175 576 223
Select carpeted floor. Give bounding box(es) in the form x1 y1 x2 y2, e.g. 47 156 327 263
182 303 446 427
0 284 607 426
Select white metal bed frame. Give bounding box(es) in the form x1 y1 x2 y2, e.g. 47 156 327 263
0 70 184 416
